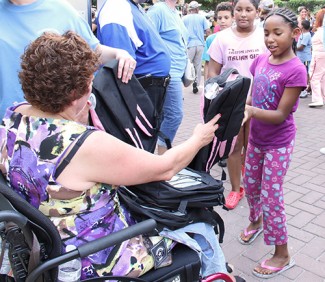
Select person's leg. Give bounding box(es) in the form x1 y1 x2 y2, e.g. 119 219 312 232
309 53 325 106
193 45 204 86
157 79 184 154
320 55 325 102
300 61 310 98
187 46 199 93
240 142 263 243
225 128 245 209
253 141 294 276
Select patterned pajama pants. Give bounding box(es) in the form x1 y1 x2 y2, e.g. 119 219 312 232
243 140 294 246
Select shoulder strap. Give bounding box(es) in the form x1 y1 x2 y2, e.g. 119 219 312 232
54 129 95 179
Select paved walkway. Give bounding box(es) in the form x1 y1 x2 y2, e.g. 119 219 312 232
173 84 325 281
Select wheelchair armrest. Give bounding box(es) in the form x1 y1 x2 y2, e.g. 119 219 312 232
26 219 157 282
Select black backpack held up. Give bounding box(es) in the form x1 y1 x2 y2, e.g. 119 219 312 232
91 59 164 153
189 68 251 173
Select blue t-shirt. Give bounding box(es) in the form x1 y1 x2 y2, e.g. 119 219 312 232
202 33 216 62
182 13 209 47
97 0 170 77
0 0 99 116
296 31 312 62
147 2 188 81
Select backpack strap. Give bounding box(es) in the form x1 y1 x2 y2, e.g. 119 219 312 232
54 129 96 179
205 68 238 87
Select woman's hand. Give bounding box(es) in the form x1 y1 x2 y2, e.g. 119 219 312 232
97 45 136 83
115 49 137 83
192 114 221 147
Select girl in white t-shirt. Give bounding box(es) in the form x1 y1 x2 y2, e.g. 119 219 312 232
207 0 267 210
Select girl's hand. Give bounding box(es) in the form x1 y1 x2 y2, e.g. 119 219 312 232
242 105 255 125
192 114 221 147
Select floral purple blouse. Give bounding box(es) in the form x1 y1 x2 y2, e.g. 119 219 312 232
0 105 170 280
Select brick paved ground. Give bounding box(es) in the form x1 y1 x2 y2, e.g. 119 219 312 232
173 84 325 281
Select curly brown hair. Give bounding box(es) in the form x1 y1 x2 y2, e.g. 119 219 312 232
19 31 100 113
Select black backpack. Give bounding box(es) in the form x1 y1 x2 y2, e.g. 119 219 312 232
117 168 225 242
189 68 251 173
91 60 164 153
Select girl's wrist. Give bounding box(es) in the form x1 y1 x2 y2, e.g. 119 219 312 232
251 106 257 118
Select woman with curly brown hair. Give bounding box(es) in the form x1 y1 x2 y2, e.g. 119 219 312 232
0 31 223 280
308 8 325 108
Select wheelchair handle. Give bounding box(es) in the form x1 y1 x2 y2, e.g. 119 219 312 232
0 210 34 245
0 210 28 227
26 219 157 282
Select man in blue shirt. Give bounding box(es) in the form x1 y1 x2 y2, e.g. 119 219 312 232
0 0 135 116
147 0 188 154
97 0 171 122
183 1 210 93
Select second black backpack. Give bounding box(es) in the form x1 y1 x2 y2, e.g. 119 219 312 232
117 168 225 241
189 68 251 173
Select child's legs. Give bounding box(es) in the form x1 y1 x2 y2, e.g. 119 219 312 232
305 61 311 90
261 141 294 246
228 127 244 193
243 142 264 222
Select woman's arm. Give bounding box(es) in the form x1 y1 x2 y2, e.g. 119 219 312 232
244 87 302 125
57 115 220 191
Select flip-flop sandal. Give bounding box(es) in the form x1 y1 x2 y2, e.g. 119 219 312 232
252 258 295 279
238 227 263 245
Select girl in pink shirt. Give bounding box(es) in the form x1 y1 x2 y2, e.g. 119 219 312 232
240 8 307 279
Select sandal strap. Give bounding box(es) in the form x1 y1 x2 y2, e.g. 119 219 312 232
243 227 260 237
260 259 284 272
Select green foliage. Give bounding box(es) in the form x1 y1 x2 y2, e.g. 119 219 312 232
197 0 324 13
274 0 324 13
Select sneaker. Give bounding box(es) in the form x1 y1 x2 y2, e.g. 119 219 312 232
193 82 198 94
225 187 245 210
308 101 324 107
320 148 325 154
299 90 308 98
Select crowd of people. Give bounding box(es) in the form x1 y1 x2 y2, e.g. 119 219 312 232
0 0 324 281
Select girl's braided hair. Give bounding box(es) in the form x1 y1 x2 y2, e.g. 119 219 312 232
264 8 299 52
265 7 298 29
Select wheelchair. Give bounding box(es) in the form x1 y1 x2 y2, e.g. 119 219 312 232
0 173 234 282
